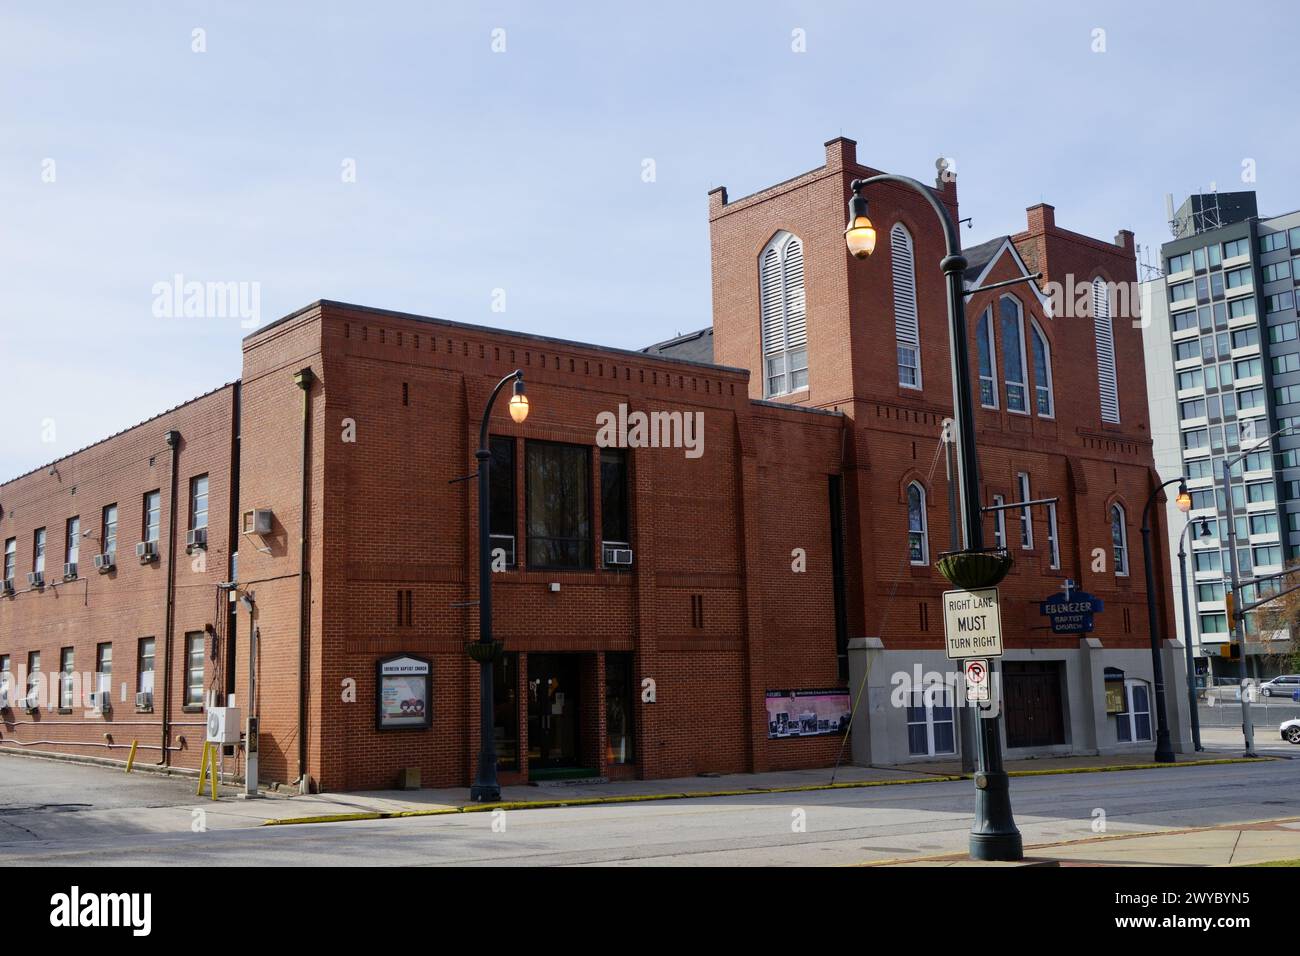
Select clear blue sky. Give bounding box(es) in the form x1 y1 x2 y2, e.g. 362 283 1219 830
2 0 1296 480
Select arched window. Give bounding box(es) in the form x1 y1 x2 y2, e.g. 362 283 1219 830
759 231 808 397
1030 320 1054 418
1093 277 1121 423
976 308 997 409
1111 503 1129 576
907 482 929 565
1000 296 1028 413
891 224 921 389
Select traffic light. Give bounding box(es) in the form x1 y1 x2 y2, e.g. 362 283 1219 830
1225 642 1241 663
1225 588 1236 625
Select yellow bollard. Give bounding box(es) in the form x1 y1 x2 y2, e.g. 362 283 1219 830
196 742 210 796
125 740 138 773
210 751 218 801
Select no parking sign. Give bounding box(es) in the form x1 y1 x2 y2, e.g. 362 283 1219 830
963 659 990 702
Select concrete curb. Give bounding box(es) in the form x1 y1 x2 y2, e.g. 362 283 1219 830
259 756 1270 827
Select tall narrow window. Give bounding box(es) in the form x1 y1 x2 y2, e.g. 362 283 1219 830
525 440 592 570
102 504 117 557
1093 278 1121 423
1111 504 1129 576
96 642 112 695
489 436 517 566
185 632 205 708
1017 473 1033 549
1031 320 1054 417
1046 502 1061 569
759 231 808 397
991 494 1007 550
907 482 929 565
137 638 156 696
1001 296 1027 413
4 537 16 584
600 447 630 547
59 647 74 709
494 652 519 771
33 528 46 575
605 652 635 765
1116 680 1151 742
976 308 997 408
143 490 161 543
65 516 79 571
26 651 41 705
891 224 921 388
189 474 209 530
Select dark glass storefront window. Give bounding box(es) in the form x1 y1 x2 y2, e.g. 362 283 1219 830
605 652 635 765
489 436 516 565
495 652 519 771
526 440 592 569
600 448 629 543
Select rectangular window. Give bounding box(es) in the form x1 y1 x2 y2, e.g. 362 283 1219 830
1224 238 1249 259
1226 267 1252 289
600 447 630 545
605 652 635 765
189 475 209 530
525 441 592 570
977 310 997 408
137 638 155 696
1238 387 1264 410
1116 681 1152 743
991 494 1006 550
1231 326 1258 349
1246 481 1275 504
1262 260 1292 283
1182 428 1209 450
1177 369 1203 391
1171 310 1197 333
27 651 41 704
1274 353 1300 375
1197 583 1224 602
102 504 117 557
1046 502 1060 569
489 436 516 565
1179 399 1206 421
1253 545 1282 567
1194 551 1222 573
65 516 79 569
1167 252 1192 274
906 688 956 756
1249 513 1279 536
1266 292 1295 314
1230 298 1256 320
1017 473 1033 549
59 646 74 709
1174 339 1201 362
0 655 9 698
33 528 46 575
1169 281 1194 302
143 490 161 543
1001 300 1027 412
184 632 205 707
3 538 14 583
1260 231 1288 254
95 642 112 695
1234 357 1262 379
897 345 919 388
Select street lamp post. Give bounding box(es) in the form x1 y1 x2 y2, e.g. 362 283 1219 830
845 176 1021 862
469 370 530 803
1176 517 1212 752
1139 477 1189 764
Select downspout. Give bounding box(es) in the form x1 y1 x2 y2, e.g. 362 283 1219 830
293 368 315 793
159 429 181 765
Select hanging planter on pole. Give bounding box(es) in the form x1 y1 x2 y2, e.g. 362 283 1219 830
465 640 504 664
937 548 1014 590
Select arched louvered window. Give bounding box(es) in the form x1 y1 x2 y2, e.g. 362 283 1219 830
907 482 929 565
1111 503 1129 576
1000 296 1027 413
1093 277 1120 423
1030 319 1054 418
891 224 921 388
759 231 808 397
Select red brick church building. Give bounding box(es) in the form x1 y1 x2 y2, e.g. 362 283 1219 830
0 138 1190 791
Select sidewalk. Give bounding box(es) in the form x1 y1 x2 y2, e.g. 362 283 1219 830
879 817 1300 867
251 751 1270 827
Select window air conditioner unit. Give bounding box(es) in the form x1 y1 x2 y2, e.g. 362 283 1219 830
21 693 38 713
2 579 14 596
602 543 634 568
94 552 115 572
186 527 207 553
242 509 273 535
88 691 111 713
135 690 153 711
136 541 159 563
63 562 78 581
26 571 44 588
0 687 10 710
489 534 516 567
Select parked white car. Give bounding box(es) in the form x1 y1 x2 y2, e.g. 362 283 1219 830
1281 718 1300 745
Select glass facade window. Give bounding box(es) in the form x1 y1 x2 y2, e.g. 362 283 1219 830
1230 326 1258 349
494 652 519 771
1167 252 1192 274
1266 291 1295 314
1169 281 1194 302
1270 321 1297 343
1197 583 1225 602
1250 513 1279 536
1172 310 1197 333
1177 369 1203 390
1210 272 1225 298
605 652 635 765
525 441 592 570
1175 339 1200 362
1208 244 1222 267
1273 353 1300 375
1179 399 1206 421
1260 232 1288 254
1229 298 1256 320
1262 260 1292 283
1224 238 1249 259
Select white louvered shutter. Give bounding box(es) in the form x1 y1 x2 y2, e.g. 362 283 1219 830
891 224 920 385
1093 277 1120 423
760 245 785 357
783 237 807 351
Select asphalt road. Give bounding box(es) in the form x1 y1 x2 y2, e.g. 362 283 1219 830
0 753 1295 866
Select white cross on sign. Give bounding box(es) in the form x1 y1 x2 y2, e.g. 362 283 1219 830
942 587 1004 660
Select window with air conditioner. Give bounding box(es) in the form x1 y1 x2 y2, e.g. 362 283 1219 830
601 447 631 567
